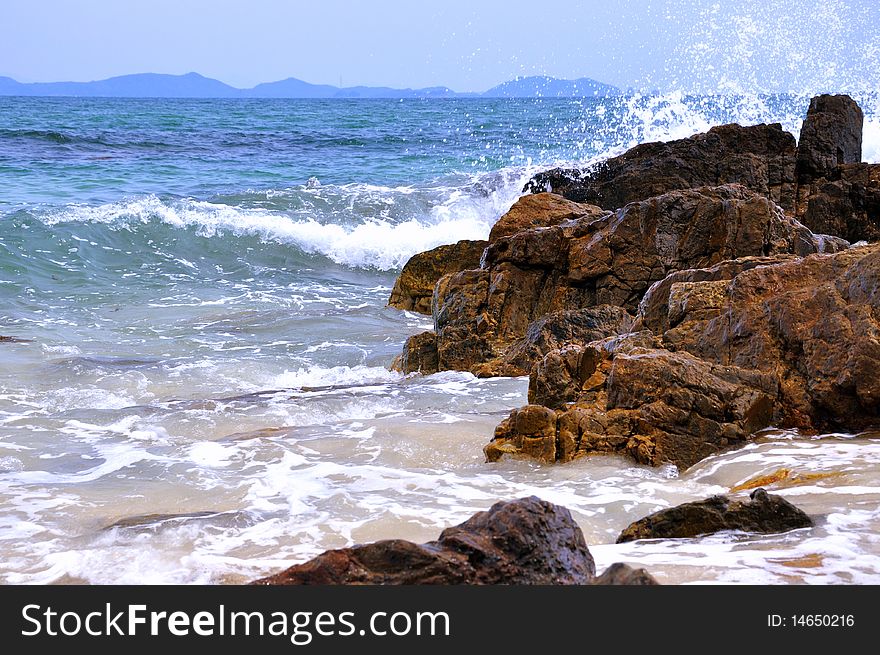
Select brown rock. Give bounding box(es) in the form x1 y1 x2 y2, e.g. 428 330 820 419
391 331 438 374
643 243 880 430
525 122 798 212
253 497 602 585
590 562 659 585
488 192 605 242
795 94 863 181
796 163 880 243
488 344 778 469
388 239 487 315
616 488 813 543
477 305 634 377
423 184 829 376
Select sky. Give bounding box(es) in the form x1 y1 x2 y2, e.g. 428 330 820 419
2 0 878 93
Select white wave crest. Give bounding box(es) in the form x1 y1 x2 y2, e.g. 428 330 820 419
45 170 532 270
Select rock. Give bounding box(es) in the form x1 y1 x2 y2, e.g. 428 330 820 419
488 192 605 242
616 488 813 543
796 163 880 243
252 496 653 585
388 239 487 315
641 243 880 430
476 305 634 377
590 562 659 585
795 94 863 181
525 122 798 212
423 184 828 375
391 330 438 374
0 335 31 343
490 242 880 469
487 343 778 469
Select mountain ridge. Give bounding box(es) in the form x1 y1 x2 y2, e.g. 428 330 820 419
0 72 620 98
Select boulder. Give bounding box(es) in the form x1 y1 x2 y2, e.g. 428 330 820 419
251 496 657 585
795 94 863 181
388 239 487 315
590 562 659 585
524 122 798 212
421 184 829 375
616 488 812 543
488 192 604 242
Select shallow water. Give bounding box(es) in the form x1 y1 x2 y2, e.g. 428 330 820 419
2 94 880 584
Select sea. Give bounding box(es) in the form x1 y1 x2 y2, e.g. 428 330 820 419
2 93 880 584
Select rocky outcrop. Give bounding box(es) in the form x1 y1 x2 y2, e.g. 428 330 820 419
416 184 833 376
525 94 877 245
795 94 863 181
525 122 798 212
488 192 604 241
252 497 657 585
388 239 487 315
637 244 880 429
487 243 880 468
791 95 879 243
616 488 812 542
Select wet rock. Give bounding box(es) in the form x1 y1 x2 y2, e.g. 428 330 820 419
0 335 32 343
525 122 798 212
795 94 863 181
391 330 438 374
616 488 813 543
590 562 659 585
252 497 652 585
425 184 826 375
488 192 605 242
487 343 778 469
388 239 487 315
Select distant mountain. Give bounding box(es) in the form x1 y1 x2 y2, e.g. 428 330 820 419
0 72 240 98
484 75 619 98
0 73 619 98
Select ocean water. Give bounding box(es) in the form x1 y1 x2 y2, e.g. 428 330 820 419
1 94 880 585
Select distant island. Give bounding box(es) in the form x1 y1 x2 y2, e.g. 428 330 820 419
0 72 619 99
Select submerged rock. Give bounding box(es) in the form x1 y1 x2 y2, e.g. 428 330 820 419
252 496 657 585
388 239 487 315
616 488 813 543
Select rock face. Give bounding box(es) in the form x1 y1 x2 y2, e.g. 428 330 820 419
252 497 657 585
414 184 831 376
388 239 487 315
525 122 798 212
616 488 813 543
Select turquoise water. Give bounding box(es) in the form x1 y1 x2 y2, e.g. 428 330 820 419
2 94 880 584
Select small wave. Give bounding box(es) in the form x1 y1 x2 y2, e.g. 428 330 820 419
37 168 530 270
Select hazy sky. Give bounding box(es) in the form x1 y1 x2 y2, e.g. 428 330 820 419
2 0 878 92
